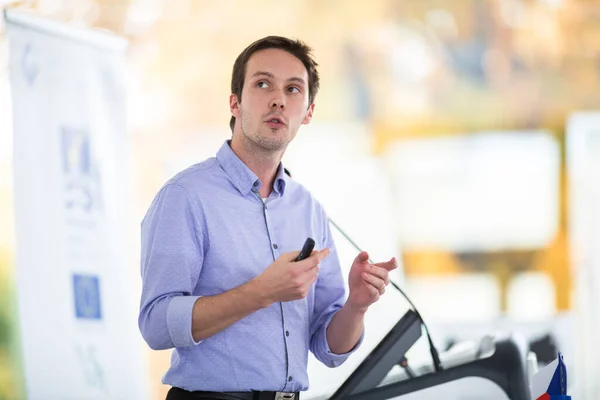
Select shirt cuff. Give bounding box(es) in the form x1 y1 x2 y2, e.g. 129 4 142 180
166 295 203 347
316 313 365 367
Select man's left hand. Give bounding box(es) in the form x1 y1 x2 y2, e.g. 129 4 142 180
347 251 397 313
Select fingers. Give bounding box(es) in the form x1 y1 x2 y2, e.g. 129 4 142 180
356 251 369 262
287 248 330 272
366 265 390 285
373 257 398 271
363 279 383 296
361 271 386 294
314 248 331 263
300 248 330 270
287 248 329 261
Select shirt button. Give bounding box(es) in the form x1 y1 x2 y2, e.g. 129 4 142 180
273 244 278 249
288 376 293 382
285 331 289 337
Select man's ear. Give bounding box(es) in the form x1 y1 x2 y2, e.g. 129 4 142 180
230 94 241 119
302 103 315 125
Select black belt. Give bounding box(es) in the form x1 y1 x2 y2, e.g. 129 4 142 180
167 387 300 400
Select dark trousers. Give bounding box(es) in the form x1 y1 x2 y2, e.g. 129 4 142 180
167 387 248 400
166 387 300 400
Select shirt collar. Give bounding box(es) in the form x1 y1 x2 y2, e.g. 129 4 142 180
216 140 289 197
273 162 288 196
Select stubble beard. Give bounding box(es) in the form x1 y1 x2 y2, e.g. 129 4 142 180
240 108 292 153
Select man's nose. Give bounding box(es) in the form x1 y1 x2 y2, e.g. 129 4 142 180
270 92 286 109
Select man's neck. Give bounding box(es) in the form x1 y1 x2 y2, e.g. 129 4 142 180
230 134 284 199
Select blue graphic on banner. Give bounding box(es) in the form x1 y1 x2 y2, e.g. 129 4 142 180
73 274 102 320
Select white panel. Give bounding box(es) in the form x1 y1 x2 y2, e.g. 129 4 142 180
385 132 560 251
566 112 600 399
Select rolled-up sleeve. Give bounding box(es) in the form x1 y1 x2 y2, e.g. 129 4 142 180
138 183 204 350
310 305 365 368
309 218 364 367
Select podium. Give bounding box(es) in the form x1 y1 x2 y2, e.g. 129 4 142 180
329 310 532 400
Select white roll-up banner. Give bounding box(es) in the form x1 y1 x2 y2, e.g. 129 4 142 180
5 9 148 399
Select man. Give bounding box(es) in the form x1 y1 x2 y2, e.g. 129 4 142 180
139 36 397 400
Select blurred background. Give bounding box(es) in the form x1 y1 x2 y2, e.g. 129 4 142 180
1 0 600 399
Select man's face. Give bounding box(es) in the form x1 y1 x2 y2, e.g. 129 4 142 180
230 48 314 152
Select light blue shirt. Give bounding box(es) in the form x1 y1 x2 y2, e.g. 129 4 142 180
139 140 363 392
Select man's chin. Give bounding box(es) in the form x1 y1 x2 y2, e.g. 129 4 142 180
260 140 288 152
256 134 291 151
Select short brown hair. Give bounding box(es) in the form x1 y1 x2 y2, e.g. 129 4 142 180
230 36 320 132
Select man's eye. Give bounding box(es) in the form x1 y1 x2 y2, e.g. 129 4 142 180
257 81 269 88
288 87 300 93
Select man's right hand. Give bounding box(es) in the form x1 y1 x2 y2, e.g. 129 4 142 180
253 248 331 305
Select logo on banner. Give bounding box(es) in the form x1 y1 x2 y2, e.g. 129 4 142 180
60 126 102 214
73 274 102 320
75 343 107 392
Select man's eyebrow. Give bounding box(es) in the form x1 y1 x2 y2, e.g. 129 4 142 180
287 76 306 85
251 71 306 85
251 71 275 79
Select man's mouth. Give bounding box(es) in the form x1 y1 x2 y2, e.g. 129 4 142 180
265 117 285 127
